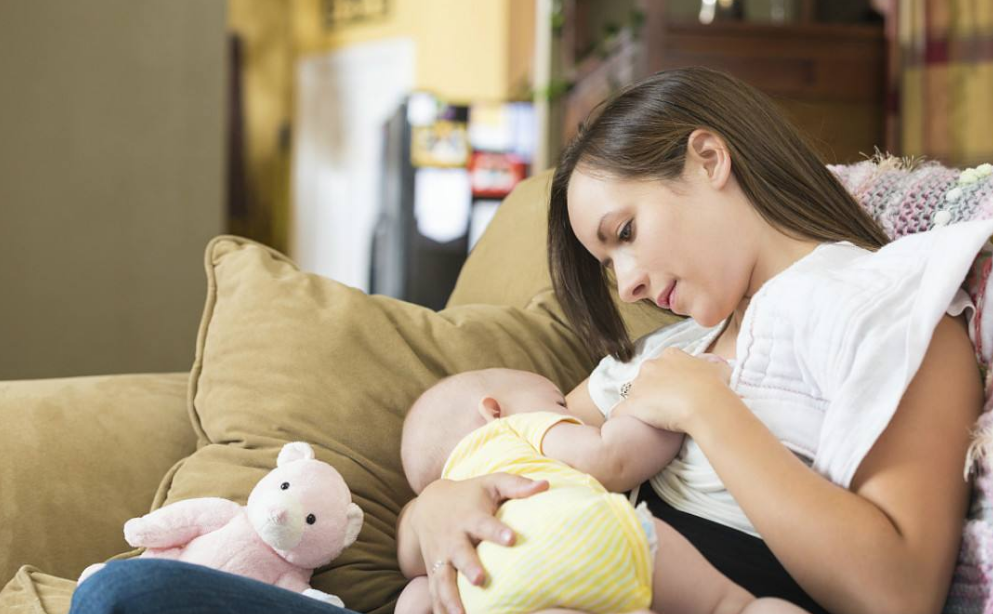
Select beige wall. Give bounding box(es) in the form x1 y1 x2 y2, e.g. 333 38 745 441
0 0 227 380
228 0 295 254
293 0 535 103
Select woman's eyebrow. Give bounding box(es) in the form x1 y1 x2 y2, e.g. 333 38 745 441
596 213 615 243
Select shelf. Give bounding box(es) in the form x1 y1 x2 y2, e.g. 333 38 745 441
646 20 886 104
663 20 884 41
636 5 888 162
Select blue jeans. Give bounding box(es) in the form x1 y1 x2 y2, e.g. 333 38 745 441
69 559 362 614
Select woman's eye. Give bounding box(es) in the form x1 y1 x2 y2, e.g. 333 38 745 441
618 221 633 241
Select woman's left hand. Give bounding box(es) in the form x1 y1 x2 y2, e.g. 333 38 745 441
611 348 736 434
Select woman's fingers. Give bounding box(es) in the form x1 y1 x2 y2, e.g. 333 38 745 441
697 352 732 383
485 472 549 503
450 539 486 586
417 475 550 614
426 538 483 614
467 514 516 547
430 559 464 614
475 474 548 546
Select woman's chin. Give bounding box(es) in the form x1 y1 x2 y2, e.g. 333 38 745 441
691 308 727 328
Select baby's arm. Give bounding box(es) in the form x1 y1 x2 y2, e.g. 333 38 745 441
541 415 683 493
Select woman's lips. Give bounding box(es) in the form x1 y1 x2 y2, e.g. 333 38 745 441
657 281 676 309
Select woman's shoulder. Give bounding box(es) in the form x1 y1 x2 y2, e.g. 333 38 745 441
775 219 993 486
769 219 993 329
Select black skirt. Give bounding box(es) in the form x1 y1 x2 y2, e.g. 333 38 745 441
637 483 832 614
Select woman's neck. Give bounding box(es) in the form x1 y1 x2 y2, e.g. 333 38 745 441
726 302 747 338
745 232 823 302
723 233 823 341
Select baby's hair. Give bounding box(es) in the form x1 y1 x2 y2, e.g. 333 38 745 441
401 372 491 494
402 368 558 493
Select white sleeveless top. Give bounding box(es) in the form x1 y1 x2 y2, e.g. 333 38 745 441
589 219 993 537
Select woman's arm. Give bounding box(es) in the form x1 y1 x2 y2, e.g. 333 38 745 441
672 316 980 614
396 499 426 578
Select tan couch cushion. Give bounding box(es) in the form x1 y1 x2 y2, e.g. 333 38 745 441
0 566 76 614
150 235 596 613
449 170 681 341
0 372 193 590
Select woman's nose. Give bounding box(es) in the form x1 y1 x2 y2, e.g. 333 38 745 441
617 268 649 303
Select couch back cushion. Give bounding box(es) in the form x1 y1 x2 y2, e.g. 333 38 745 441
449 170 682 343
155 236 595 613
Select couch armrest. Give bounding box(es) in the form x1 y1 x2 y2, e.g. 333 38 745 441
0 372 196 587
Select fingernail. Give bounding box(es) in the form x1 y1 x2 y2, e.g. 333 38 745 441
502 530 513 543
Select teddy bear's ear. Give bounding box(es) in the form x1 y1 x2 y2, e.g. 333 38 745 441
343 503 364 549
277 441 315 467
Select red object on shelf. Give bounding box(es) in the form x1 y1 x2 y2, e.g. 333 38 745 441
468 152 527 198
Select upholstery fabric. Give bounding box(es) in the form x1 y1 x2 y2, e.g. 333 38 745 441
156 233 596 613
0 372 193 590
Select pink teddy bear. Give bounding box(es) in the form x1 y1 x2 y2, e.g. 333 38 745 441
78 442 364 608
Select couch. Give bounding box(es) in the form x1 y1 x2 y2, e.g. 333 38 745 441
2 162 992 614
0 170 675 614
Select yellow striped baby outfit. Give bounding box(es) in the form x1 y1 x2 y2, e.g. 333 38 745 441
441 411 653 614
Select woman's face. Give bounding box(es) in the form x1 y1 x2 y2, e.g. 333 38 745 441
565 161 760 328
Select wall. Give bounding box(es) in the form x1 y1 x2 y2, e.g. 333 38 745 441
228 0 295 254
228 0 536 259
0 0 227 380
294 0 535 103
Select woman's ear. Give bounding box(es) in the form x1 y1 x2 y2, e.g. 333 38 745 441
477 397 502 422
686 128 732 190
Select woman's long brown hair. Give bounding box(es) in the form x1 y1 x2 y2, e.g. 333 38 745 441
548 67 889 362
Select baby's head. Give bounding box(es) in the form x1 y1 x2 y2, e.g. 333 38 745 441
401 368 568 493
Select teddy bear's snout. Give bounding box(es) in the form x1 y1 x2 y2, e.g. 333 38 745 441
248 491 306 553
267 506 289 525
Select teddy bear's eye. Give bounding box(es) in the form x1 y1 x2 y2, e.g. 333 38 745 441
306 514 316 525
280 482 290 490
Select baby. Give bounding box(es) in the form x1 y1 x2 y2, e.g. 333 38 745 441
396 368 809 614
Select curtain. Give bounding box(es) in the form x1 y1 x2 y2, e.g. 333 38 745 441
890 0 993 167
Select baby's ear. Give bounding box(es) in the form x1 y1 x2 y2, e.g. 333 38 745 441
477 397 502 422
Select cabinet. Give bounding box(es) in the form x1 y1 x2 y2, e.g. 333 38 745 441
642 15 886 163
554 0 887 164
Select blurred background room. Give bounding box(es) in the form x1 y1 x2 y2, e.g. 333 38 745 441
1 0 991 380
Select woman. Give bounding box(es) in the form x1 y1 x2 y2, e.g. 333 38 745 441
399 67 984 614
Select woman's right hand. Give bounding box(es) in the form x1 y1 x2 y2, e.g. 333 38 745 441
613 348 736 434
410 473 549 614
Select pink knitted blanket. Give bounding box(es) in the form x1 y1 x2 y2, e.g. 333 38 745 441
830 156 993 614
